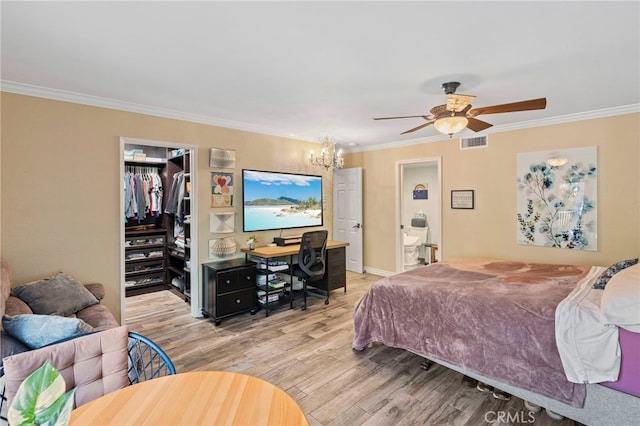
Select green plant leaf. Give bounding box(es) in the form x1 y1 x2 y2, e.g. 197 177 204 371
8 360 76 426
39 388 76 426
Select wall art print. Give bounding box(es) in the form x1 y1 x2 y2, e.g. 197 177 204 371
210 211 234 233
211 172 234 208
208 237 237 258
413 183 428 200
210 148 236 169
516 147 597 251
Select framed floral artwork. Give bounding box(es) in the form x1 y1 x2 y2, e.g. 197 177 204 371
211 172 234 208
516 147 597 251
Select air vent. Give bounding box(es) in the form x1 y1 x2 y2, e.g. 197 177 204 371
460 135 488 150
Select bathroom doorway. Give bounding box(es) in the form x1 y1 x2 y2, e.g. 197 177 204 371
395 157 442 272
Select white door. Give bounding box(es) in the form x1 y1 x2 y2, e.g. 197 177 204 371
333 168 363 273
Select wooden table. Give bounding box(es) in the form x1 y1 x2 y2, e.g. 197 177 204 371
70 371 309 425
241 240 349 258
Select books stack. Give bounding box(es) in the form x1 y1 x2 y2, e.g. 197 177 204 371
250 258 289 271
268 279 286 290
257 289 280 305
256 273 277 286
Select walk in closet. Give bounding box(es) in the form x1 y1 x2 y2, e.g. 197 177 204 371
123 143 192 302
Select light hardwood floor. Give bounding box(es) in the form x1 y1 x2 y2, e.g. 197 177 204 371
125 271 581 426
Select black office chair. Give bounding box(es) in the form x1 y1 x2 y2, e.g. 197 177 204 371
292 230 328 310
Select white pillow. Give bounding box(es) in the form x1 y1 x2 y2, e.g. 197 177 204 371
600 264 640 332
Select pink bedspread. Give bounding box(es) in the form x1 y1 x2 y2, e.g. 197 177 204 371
353 259 591 407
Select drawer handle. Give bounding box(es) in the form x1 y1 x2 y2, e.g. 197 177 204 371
245 276 251 280
226 280 231 284
235 298 241 304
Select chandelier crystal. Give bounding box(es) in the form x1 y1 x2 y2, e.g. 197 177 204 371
309 135 344 170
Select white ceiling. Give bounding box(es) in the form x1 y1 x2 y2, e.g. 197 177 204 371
2 1 639 151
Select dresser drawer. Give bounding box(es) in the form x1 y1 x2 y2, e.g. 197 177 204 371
236 266 257 290
216 267 256 293
216 289 256 317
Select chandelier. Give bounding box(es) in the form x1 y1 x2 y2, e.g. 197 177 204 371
309 135 344 170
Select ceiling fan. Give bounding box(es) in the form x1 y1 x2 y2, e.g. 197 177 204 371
373 82 547 137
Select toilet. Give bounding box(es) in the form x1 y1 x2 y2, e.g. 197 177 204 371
403 221 429 267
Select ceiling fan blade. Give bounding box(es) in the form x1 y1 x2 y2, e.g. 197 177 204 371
373 115 430 120
466 117 493 132
446 94 476 112
468 98 546 117
401 120 435 135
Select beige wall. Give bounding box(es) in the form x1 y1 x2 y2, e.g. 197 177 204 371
348 113 640 272
0 93 333 320
2 92 638 321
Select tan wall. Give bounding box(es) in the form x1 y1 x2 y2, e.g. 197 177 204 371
0 93 334 320
2 92 638 320
348 113 640 272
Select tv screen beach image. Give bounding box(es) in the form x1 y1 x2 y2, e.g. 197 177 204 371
242 170 323 232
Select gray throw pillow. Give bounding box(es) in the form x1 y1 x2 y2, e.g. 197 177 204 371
2 314 94 349
11 272 99 316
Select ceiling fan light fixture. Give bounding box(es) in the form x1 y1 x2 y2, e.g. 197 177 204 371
434 115 468 137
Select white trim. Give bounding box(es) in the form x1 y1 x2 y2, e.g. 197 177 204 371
362 266 395 278
395 157 442 273
120 136 202 320
351 104 640 153
2 80 300 142
4 80 638 152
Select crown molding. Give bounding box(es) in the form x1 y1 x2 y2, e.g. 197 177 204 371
350 103 640 153
0 80 301 141
2 80 637 153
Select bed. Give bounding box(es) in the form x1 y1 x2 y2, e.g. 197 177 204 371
352 258 640 425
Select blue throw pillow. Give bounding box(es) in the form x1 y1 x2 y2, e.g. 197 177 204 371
2 314 94 349
593 258 639 290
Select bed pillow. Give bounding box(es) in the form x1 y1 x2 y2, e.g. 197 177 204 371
593 258 638 290
600 264 640 333
2 314 94 349
11 272 99 316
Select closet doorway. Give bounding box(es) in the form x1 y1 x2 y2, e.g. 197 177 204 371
395 157 442 272
119 137 200 322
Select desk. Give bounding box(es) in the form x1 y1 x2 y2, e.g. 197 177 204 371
241 240 348 258
70 371 309 425
242 240 349 316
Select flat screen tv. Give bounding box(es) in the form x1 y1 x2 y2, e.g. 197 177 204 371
242 169 323 233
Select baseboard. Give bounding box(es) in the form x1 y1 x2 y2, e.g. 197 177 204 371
362 266 395 277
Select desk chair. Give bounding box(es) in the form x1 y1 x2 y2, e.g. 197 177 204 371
292 230 328 310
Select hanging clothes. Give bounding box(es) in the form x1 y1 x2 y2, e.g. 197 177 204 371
165 171 185 219
124 166 164 223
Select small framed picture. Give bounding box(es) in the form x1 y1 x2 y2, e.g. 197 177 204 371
211 172 234 208
451 190 474 209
